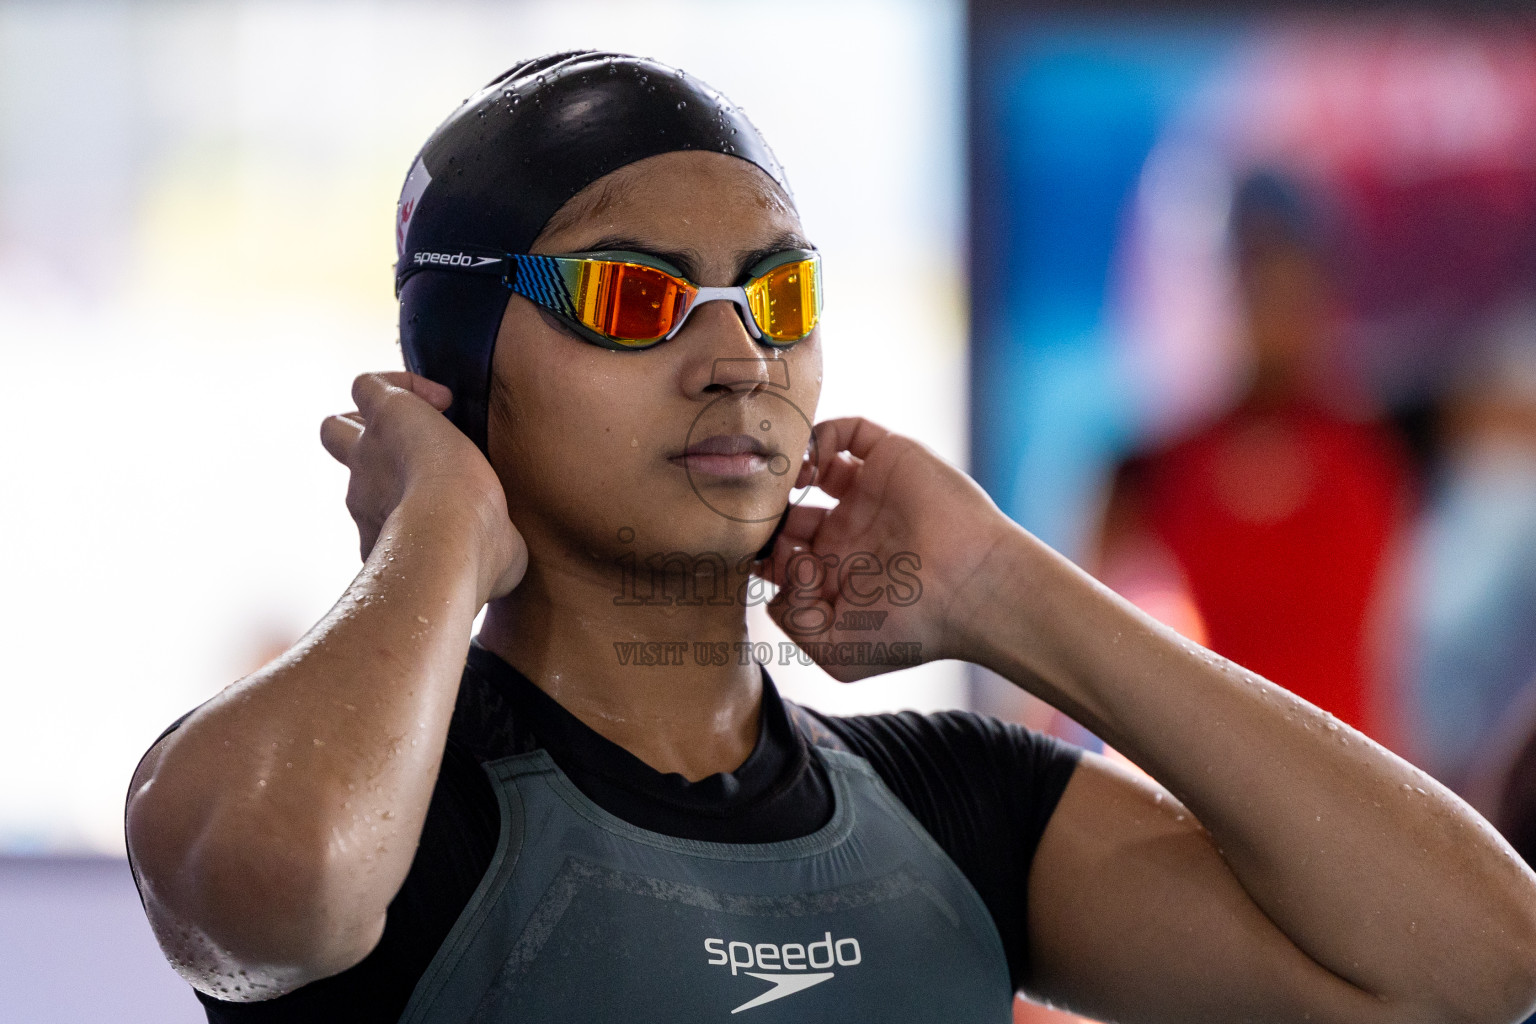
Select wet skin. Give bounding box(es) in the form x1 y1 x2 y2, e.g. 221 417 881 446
474 151 822 775
124 151 1536 1021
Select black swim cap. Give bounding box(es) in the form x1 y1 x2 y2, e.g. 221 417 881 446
395 51 793 452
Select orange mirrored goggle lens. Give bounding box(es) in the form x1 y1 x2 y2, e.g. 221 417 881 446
571 260 694 345
745 258 821 342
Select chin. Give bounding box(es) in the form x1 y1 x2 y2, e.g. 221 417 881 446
622 500 778 564
605 508 771 612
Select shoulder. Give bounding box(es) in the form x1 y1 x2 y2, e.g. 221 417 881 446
791 701 1079 767
178 666 507 1024
786 702 1082 832
190 733 500 1023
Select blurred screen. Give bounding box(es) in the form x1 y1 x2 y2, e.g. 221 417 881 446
973 11 1536 1022
971 10 1536 764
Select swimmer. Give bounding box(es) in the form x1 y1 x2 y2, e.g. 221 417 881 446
125 52 1536 1023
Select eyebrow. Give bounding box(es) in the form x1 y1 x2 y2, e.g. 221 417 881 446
573 230 813 282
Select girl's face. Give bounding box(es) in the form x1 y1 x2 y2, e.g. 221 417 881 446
486 150 822 566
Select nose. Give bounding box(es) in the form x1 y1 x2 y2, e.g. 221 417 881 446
677 299 782 396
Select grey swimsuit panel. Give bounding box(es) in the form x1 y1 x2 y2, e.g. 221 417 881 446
399 745 1013 1023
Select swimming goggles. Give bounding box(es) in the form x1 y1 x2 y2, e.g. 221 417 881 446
402 247 822 351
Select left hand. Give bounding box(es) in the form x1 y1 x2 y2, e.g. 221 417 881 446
758 417 1016 681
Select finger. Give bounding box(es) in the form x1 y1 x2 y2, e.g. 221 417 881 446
766 581 837 647
778 543 842 603
804 418 894 501
758 532 816 591
405 373 453 412
813 417 892 462
754 504 831 587
320 413 365 466
811 450 864 501
794 454 816 489
351 371 444 419
780 503 831 545
351 372 397 420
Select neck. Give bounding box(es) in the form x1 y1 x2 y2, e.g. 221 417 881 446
477 549 763 781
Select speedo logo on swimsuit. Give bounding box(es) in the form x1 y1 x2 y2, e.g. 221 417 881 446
704 932 862 1013
410 251 501 268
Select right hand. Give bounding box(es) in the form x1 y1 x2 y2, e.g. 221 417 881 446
319 371 527 603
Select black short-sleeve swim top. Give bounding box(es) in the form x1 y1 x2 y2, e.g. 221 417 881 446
168 643 1081 1022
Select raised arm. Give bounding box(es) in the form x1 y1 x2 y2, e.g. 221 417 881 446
764 415 1536 1024
981 534 1536 1024
124 372 525 1002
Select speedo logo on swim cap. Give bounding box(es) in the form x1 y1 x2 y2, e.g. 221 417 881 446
704 932 861 1013
411 251 503 268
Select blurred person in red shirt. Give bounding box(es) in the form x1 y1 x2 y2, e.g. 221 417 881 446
1097 171 1412 741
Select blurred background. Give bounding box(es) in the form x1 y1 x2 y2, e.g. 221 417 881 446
2 0 1535 1021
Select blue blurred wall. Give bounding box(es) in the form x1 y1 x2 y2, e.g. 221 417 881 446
969 19 1232 556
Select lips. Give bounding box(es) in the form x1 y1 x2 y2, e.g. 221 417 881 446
670 433 777 478
682 434 769 457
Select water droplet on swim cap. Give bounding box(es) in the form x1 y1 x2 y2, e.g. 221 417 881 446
394 51 793 455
